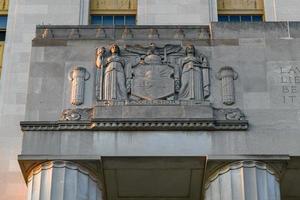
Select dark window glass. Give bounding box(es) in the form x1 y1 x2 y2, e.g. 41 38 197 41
0 16 7 29
0 31 5 41
252 15 263 21
218 15 263 22
218 15 229 22
103 16 114 25
114 16 124 25
91 16 102 25
125 16 136 25
91 15 136 25
229 15 240 22
241 15 251 22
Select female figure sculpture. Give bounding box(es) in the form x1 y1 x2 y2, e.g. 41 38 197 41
96 44 127 100
179 44 209 100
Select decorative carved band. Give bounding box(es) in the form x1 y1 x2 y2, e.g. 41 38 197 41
206 160 280 188
27 161 99 183
34 26 211 41
20 120 248 131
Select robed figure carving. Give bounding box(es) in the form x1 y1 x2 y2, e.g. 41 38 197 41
96 44 127 100
179 45 210 100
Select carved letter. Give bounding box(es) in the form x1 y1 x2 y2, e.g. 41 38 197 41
217 66 238 105
69 67 90 105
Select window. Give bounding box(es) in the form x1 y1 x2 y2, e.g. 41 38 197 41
217 0 264 22
91 15 136 25
90 0 137 25
0 0 8 78
218 15 263 22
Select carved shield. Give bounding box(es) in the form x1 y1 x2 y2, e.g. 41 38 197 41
131 64 175 100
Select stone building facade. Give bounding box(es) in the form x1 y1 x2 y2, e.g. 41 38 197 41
1 1 300 200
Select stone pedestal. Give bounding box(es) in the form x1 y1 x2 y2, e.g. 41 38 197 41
205 161 281 200
26 161 103 200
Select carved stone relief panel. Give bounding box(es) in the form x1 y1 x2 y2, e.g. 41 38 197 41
69 67 90 106
95 43 211 101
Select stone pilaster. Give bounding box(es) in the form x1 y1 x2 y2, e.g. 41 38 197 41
205 161 281 200
26 161 103 200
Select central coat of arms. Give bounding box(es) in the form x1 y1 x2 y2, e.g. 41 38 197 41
126 43 181 100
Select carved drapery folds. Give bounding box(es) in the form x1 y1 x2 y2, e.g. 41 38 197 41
217 66 238 105
69 67 90 105
96 44 127 101
179 44 210 100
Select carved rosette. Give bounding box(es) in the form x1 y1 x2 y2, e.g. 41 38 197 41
69 67 90 106
217 66 238 105
60 108 93 121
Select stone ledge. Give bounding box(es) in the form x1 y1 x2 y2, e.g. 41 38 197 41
20 119 248 131
34 25 211 41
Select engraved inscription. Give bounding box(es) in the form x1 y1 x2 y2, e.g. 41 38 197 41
279 65 300 104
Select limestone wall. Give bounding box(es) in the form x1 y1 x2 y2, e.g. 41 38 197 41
137 0 211 25
0 1 88 199
21 23 300 157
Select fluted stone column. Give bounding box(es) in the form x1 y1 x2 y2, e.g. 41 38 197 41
217 66 238 105
205 161 281 200
26 161 103 200
69 67 90 106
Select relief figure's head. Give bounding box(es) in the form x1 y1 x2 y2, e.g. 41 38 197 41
185 44 196 56
146 43 160 56
110 44 120 55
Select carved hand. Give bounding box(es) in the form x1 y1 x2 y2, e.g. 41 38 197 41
96 47 106 68
96 47 106 57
